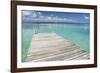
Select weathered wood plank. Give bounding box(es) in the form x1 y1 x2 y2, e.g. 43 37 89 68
26 33 89 62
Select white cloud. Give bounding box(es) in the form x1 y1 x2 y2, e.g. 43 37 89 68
32 12 37 17
22 11 77 23
22 11 31 16
38 12 42 15
84 16 89 19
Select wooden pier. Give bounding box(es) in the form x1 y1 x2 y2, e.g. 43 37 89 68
26 33 89 62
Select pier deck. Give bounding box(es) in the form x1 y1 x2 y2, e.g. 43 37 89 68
26 33 89 62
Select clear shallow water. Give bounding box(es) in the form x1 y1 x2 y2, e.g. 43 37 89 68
22 23 90 62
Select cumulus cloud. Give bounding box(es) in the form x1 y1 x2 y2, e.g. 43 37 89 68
22 11 77 23
22 11 32 16
32 12 37 17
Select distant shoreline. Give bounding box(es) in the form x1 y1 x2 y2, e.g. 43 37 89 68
22 21 89 24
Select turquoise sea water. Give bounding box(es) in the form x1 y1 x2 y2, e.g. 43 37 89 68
22 23 90 62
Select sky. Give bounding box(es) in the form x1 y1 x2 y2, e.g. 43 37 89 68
22 10 90 23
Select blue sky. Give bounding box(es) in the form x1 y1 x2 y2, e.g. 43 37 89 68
22 10 90 23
